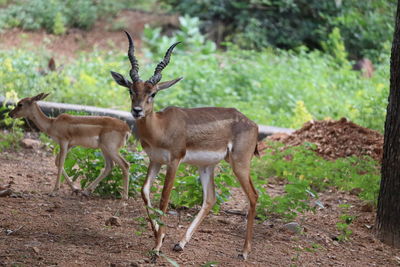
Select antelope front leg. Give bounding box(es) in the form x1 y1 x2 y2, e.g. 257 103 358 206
55 147 78 193
153 160 179 254
53 142 69 192
141 161 162 236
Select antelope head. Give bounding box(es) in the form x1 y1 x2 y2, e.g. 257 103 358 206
111 31 183 119
9 93 49 118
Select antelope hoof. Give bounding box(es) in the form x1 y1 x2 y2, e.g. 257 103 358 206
149 250 160 263
81 190 91 198
173 243 183 252
48 191 58 197
71 188 80 195
238 253 248 260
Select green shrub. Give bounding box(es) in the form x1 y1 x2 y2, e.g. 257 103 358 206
321 27 349 67
0 92 24 151
334 0 396 60
57 139 380 221
162 0 340 51
63 147 147 198
335 204 356 241
253 141 380 220
161 0 395 62
52 12 66 35
0 0 137 33
0 39 390 132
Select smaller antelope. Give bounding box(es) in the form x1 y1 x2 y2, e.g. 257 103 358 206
111 31 259 260
9 93 131 199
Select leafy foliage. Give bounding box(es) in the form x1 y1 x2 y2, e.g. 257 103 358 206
58 138 380 222
0 34 389 132
0 0 133 33
63 147 147 198
335 204 356 241
162 0 340 50
0 91 24 151
169 164 238 212
161 0 395 61
333 0 396 60
252 141 380 220
0 106 24 151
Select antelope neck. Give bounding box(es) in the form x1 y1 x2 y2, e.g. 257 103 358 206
28 103 53 134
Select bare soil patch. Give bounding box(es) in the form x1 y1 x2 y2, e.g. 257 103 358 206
0 10 178 60
0 136 399 266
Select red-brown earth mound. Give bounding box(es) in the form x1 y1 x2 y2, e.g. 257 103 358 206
260 118 383 161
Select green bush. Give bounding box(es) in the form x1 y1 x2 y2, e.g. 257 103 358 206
0 0 131 33
0 37 389 131
52 12 66 35
63 147 147 198
162 0 340 50
161 0 395 62
253 141 380 220
57 139 380 221
0 107 24 151
334 0 396 60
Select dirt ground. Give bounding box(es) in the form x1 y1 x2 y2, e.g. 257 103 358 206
0 142 399 267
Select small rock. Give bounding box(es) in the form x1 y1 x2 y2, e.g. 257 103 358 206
32 247 40 254
167 210 178 216
21 138 42 149
262 220 274 228
217 219 231 225
282 222 302 233
0 188 12 197
364 224 373 229
361 203 374 212
0 184 10 191
350 188 362 196
105 216 122 227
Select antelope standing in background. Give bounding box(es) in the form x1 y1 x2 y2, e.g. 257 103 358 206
9 93 131 199
111 31 259 260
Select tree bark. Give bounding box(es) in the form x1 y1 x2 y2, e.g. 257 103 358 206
375 0 400 248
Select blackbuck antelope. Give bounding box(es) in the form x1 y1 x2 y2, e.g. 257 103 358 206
9 93 131 199
111 31 259 260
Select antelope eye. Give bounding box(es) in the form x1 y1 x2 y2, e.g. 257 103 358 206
17 103 22 107
150 92 156 98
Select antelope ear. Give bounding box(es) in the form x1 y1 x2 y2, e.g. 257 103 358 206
156 77 183 91
31 93 50 102
111 71 132 88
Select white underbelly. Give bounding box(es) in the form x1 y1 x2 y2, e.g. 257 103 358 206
182 150 227 166
145 144 231 166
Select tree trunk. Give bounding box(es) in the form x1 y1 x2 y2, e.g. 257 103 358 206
375 0 400 248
